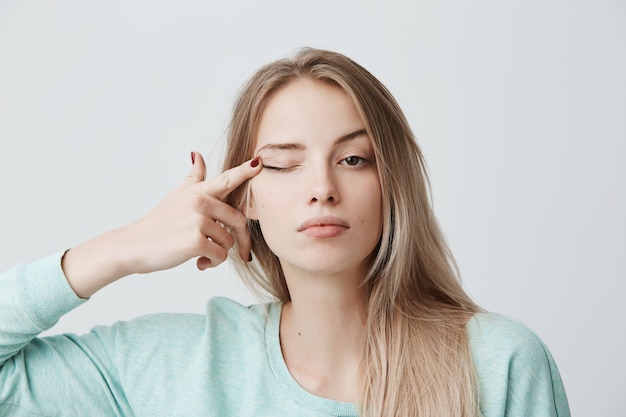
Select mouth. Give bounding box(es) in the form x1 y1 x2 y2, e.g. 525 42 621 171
298 216 350 238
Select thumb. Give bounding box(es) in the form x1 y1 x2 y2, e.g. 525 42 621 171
187 151 207 182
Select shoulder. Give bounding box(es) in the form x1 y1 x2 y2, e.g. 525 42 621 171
467 312 558 378
77 298 278 413
205 296 271 325
87 297 275 384
467 313 547 359
467 313 570 417
96 296 271 344
82 297 272 362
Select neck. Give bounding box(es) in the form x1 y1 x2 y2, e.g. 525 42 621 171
279 265 369 402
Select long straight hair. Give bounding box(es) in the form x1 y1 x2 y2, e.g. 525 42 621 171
223 48 482 417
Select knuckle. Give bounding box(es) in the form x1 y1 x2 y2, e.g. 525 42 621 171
213 248 228 264
213 228 235 250
192 235 208 251
220 171 233 190
223 232 235 249
190 195 205 211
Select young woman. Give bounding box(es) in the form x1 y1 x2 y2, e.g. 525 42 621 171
0 48 570 416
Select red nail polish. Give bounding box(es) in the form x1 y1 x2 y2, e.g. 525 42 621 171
191 152 195 165
250 157 260 168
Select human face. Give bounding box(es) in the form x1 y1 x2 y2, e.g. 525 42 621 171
248 79 383 279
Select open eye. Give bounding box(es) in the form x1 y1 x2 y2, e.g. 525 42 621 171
340 156 369 167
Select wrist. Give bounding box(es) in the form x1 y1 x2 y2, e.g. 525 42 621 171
62 227 134 298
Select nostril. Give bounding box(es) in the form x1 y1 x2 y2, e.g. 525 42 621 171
308 193 338 204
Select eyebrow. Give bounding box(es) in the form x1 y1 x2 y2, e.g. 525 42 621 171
256 128 368 154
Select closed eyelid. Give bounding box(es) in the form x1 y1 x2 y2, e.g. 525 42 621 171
256 148 302 163
260 153 301 164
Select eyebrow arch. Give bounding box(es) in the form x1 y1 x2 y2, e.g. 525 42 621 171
256 128 368 154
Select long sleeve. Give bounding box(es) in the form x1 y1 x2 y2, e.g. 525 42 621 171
1 255 572 416
0 253 131 416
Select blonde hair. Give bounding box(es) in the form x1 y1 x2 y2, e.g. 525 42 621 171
223 48 482 417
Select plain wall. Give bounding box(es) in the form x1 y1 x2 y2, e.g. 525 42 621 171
1 1 624 415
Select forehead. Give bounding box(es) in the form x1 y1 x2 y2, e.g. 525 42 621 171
254 79 367 151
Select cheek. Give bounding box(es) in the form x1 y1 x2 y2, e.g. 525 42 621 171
359 176 383 210
364 181 384 235
248 179 279 220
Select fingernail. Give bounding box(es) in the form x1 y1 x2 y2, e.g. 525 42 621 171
250 157 260 168
248 253 253 262
191 152 196 165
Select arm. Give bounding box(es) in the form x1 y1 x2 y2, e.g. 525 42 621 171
0 253 130 415
469 313 571 417
0 253 84 367
503 331 570 417
63 152 262 298
0 153 262 415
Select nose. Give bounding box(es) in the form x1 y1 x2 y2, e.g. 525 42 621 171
306 165 340 205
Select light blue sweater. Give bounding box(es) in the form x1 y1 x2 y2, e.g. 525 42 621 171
0 252 570 416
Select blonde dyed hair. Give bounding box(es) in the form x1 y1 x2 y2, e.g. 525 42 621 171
223 48 482 417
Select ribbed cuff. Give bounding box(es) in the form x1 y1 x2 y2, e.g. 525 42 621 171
18 251 87 330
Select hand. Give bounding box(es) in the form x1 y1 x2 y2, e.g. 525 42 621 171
62 152 262 298
124 152 262 274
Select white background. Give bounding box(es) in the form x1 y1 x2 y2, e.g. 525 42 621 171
1 1 624 415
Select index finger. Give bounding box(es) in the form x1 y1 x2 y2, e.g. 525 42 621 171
200 157 262 201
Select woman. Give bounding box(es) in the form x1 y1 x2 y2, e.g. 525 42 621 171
0 48 569 416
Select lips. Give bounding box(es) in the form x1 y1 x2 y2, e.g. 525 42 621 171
298 216 350 238
298 215 349 231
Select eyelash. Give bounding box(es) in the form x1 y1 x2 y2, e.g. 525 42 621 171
340 155 370 168
262 156 371 173
262 165 295 172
